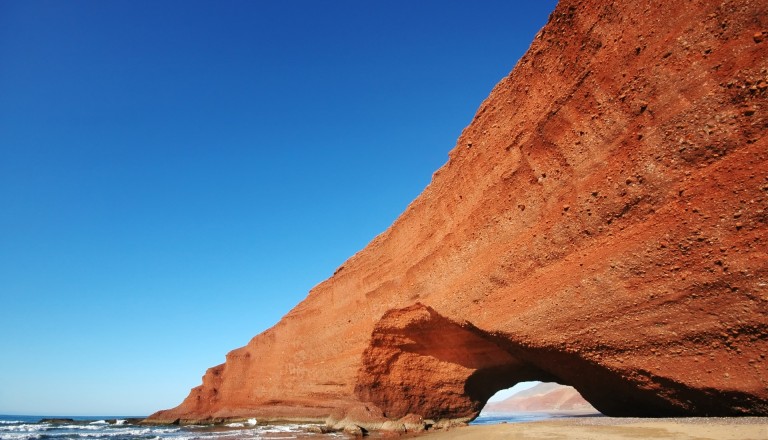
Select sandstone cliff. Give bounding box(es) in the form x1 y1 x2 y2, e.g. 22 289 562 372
147 0 768 429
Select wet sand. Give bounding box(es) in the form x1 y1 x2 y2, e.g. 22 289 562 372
415 417 768 440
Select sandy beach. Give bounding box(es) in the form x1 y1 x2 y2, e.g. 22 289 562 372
414 417 768 440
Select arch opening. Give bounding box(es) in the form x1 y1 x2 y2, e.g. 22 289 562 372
479 381 600 420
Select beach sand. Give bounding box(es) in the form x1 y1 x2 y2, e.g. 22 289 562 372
413 417 768 440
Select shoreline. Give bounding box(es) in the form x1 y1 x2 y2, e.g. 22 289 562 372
5 414 768 439
411 417 768 440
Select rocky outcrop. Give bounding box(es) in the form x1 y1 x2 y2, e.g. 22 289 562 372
483 382 596 413
147 0 768 429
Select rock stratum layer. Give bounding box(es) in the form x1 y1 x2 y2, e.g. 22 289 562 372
148 0 768 429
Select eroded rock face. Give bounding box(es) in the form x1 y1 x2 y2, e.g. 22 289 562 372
147 0 768 427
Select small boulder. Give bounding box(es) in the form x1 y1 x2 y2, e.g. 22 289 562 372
342 424 366 436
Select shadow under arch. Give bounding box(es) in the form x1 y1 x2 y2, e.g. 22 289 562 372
354 303 753 423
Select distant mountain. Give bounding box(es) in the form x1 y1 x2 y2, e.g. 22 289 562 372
483 383 598 413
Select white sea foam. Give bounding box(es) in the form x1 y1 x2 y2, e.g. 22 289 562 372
0 425 50 440
72 428 153 437
260 425 295 432
60 424 102 430
0 420 334 440
0 424 44 432
113 420 126 426
195 428 262 438
147 428 181 434
88 420 108 425
0 433 33 440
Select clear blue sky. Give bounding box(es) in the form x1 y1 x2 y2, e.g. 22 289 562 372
0 0 557 416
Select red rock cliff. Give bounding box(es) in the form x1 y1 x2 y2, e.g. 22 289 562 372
147 0 768 428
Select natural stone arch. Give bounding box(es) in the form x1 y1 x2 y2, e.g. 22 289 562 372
354 303 764 423
354 303 555 421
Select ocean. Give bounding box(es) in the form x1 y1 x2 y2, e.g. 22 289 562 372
0 415 345 440
0 412 575 439
471 412 560 425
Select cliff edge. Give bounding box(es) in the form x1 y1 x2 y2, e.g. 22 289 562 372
147 0 768 430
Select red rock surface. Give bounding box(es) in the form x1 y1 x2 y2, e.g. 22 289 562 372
483 382 596 413
147 0 768 429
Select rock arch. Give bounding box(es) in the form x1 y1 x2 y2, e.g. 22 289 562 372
354 303 764 423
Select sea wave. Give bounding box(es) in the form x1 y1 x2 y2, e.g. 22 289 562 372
0 424 182 440
0 424 47 433
69 428 154 438
224 418 258 428
260 424 305 433
56 425 102 431
0 434 33 440
0 419 342 440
